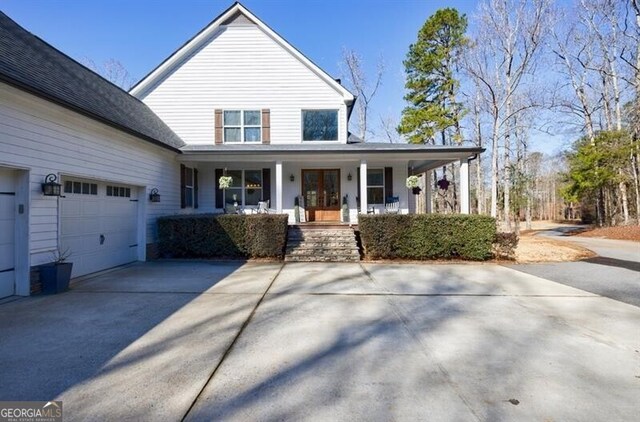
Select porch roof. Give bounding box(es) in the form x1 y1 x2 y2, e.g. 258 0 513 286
180 143 483 173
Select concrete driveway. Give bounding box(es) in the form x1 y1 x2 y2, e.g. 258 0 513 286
0 261 639 421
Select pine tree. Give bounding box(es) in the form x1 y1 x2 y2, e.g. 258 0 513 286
398 8 468 144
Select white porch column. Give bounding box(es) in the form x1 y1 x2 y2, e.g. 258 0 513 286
424 171 432 214
275 160 283 213
460 159 470 214
360 159 367 213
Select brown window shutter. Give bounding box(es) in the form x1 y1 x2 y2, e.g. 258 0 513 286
215 109 223 144
261 109 270 144
180 164 186 208
356 167 360 208
194 168 199 209
215 168 223 208
262 168 271 203
384 167 393 202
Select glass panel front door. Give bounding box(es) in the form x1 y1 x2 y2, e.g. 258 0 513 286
302 169 341 221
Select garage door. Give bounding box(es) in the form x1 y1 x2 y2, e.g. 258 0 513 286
60 178 138 278
0 168 16 298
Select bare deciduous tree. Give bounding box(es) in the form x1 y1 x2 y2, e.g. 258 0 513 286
341 49 384 141
82 58 136 91
465 0 551 228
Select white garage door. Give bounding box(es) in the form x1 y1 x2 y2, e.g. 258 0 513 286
0 168 16 298
60 178 138 278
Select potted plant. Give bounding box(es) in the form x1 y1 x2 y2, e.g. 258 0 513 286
342 194 349 223
294 196 301 223
40 248 73 294
406 175 421 195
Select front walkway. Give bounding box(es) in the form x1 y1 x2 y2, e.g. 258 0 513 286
0 262 638 421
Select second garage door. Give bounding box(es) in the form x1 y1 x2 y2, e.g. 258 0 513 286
60 178 138 278
0 167 16 298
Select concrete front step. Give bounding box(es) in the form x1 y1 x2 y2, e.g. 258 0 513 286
286 248 360 256
287 241 357 247
284 255 360 262
288 232 356 239
285 226 361 262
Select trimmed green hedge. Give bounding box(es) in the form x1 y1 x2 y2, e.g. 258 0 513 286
359 214 497 261
157 214 288 259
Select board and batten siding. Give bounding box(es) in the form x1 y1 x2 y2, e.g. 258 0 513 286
0 82 181 266
138 24 348 145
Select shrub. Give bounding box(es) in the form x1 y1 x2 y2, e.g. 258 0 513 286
245 214 289 258
157 214 288 259
493 232 519 260
358 214 497 261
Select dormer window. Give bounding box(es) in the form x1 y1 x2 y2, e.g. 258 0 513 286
224 110 261 143
302 109 338 141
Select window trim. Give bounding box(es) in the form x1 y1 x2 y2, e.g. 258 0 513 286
64 180 98 196
367 168 385 205
223 169 264 207
301 109 340 142
223 110 262 143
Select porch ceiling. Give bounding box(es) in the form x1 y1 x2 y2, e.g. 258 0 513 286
179 143 484 165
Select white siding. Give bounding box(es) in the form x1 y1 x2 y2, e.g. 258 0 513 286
190 160 410 224
139 24 348 145
0 83 181 266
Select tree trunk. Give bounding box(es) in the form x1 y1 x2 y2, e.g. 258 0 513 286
632 154 640 225
476 155 484 214
619 176 629 224
490 117 499 218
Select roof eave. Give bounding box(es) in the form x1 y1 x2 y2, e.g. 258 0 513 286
0 75 183 154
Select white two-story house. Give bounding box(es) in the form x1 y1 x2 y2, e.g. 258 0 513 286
0 2 481 298
131 2 481 224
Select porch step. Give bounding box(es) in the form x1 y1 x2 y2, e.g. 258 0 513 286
285 227 361 262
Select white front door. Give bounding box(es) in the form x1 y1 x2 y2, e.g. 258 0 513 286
60 178 138 278
0 168 16 298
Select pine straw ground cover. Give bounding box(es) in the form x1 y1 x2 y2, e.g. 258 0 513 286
574 225 640 242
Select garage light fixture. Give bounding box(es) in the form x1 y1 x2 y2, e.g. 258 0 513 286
42 174 62 197
289 174 295 182
149 188 161 203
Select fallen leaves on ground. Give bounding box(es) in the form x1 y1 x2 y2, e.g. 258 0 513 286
575 225 640 242
515 235 596 263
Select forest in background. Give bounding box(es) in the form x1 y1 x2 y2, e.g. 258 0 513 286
340 0 639 232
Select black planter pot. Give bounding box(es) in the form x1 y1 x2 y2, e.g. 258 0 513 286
40 262 73 294
412 187 422 195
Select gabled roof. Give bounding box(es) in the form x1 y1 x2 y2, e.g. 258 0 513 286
129 2 355 103
0 12 185 152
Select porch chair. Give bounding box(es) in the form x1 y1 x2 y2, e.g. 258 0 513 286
256 200 276 214
384 196 400 214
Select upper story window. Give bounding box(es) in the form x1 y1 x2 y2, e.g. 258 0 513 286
224 110 261 143
302 110 338 141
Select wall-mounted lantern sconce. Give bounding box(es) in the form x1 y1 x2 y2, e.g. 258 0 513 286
149 188 161 203
41 174 62 197
290 174 295 182
347 172 353 181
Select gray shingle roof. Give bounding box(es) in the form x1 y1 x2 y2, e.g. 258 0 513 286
0 12 184 151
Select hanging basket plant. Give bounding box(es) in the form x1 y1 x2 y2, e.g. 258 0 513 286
406 175 420 189
437 176 450 191
219 176 233 189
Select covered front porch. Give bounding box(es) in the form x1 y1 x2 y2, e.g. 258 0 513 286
179 143 483 224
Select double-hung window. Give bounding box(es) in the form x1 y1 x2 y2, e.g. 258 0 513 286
367 169 385 205
224 110 261 143
302 109 339 141
224 170 263 206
